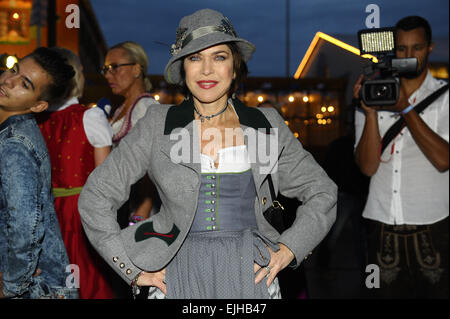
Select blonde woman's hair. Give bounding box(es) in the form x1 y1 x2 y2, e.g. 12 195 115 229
109 41 152 92
51 47 84 98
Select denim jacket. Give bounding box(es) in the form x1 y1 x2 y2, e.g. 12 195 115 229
0 114 78 299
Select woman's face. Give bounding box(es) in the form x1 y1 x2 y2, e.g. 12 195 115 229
183 44 235 106
103 48 140 96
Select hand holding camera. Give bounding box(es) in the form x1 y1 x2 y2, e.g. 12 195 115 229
354 73 410 114
356 27 418 110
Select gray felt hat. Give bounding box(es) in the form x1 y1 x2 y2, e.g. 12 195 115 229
164 8 256 85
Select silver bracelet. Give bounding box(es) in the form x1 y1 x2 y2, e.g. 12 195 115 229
131 271 142 298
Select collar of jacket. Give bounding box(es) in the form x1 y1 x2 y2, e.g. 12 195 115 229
163 97 273 135
0 113 34 132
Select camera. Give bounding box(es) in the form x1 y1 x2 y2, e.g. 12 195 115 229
357 27 417 106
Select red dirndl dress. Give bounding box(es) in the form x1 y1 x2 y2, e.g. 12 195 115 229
36 104 115 299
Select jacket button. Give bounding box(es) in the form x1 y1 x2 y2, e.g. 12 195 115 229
119 263 125 268
262 197 267 205
126 269 132 275
113 257 119 263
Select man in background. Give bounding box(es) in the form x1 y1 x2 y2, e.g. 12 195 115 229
353 16 448 298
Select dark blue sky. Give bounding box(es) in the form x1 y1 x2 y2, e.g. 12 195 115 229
91 0 449 77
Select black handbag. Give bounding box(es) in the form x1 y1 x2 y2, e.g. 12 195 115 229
262 175 287 233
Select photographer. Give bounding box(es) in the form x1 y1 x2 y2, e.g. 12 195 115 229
353 16 448 298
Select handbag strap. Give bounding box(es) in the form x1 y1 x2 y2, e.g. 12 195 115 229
381 83 449 154
266 174 284 210
267 174 276 201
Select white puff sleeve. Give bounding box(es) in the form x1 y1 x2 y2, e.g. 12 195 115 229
83 107 113 148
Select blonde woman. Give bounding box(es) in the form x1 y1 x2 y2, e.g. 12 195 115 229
101 41 160 227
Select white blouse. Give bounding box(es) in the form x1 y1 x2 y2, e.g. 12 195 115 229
200 145 251 173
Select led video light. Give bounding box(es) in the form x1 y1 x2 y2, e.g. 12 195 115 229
358 28 396 55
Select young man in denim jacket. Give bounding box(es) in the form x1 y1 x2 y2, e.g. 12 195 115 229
0 47 78 299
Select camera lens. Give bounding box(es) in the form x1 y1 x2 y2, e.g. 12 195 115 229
370 84 392 100
362 78 399 106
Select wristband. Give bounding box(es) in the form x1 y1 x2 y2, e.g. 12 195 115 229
400 104 414 115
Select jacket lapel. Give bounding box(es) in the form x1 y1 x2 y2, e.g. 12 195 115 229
161 99 200 174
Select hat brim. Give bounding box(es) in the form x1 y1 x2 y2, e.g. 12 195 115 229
164 32 255 85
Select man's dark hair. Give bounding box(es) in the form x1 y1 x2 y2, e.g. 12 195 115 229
396 16 432 45
25 47 75 106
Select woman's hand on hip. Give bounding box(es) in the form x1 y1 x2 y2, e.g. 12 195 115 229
136 268 167 295
254 243 295 287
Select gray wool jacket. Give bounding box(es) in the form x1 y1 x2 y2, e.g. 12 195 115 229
78 98 337 285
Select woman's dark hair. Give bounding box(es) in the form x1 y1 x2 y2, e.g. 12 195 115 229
180 42 248 97
25 47 75 106
228 42 248 95
396 16 432 45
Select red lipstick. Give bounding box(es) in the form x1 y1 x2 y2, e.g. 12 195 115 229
197 81 218 89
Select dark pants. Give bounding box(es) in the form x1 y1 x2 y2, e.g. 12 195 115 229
365 217 448 299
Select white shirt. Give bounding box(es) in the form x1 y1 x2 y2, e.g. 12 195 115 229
354 71 449 225
49 97 113 148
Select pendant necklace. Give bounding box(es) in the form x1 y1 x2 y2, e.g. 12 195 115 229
194 102 228 122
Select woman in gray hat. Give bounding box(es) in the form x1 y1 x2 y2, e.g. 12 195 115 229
78 8 337 299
